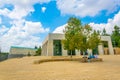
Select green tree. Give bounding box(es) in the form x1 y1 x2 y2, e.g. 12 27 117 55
62 17 82 58
35 46 42 56
79 24 100 56
102 28 109 36
34 46 38 49
111 25 120 47
87 30 101 49
62 17 101 57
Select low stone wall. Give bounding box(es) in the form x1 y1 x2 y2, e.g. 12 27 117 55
104 47 120 55
104 48 109 55
34 57 103 64
114 47 120 55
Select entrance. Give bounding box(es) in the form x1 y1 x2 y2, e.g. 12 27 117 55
53 40 62 56
103 41 109 55
92 46 98 55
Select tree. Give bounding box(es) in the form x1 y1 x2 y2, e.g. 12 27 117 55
34 46 38 49
102 28 109 36
111 25 120 47
79 24 100 56
87 30 101 49
62 17 101 57
62 17 82 58
35 46 42 56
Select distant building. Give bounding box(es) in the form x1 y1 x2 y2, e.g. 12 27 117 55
42 33 114 56
9 46 37 58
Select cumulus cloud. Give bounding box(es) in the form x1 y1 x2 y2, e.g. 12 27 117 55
0 0 50 19
89 11 120 34
41 7 46 13
0 25 9 35
0 0 50 52
53 11 120 34
0 20 49 52
53 24 67 34
23 21 49 34
0 8 11 16
57 0 120 17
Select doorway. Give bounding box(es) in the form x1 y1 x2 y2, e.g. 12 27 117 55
53 40 62 56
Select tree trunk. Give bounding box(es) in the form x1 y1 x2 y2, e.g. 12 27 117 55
70 50 72 58
83 51 86 58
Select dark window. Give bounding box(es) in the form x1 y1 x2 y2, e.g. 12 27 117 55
53 40 62 56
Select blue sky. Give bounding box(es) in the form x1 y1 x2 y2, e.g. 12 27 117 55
0 0 120 52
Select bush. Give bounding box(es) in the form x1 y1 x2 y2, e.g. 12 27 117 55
27 53 31 56
0 53 9 61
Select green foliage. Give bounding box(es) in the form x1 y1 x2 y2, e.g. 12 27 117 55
35 46 41 56
62 17 101 56
62 17 82 57
27 52 31 56
102 28 109 36
0 53 9 61
111 25 120 47
87 30 101 49
34 46 38 49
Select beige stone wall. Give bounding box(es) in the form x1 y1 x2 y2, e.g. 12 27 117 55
114 47 120 55
42 33 66 56
101 36 114 55
104 48 109 55
104 47 120 55
10 47 36 55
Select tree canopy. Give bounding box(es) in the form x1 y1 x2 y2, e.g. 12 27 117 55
62 17 101 56
111 25 120 47
34 46 42 56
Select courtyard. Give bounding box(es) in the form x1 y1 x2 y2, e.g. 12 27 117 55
0 55 120 80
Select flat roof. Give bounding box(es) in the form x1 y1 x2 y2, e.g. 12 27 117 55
11 46 37 50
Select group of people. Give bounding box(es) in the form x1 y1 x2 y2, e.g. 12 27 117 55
87 49 98 59
88 54 98 59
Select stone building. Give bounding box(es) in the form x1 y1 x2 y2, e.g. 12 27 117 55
42 33 114 56
9 46 36 58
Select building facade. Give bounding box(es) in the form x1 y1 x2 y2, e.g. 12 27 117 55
42 33 114 56
9 46 36 58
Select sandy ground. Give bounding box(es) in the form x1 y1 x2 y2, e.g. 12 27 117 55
0 55 120 80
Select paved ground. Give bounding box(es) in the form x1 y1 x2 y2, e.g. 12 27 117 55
0 55 120 80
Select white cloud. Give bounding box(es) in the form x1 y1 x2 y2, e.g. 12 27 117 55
41 7 46 13
0 0 51 20
89 11 120 34
57 0 120 17
0 8 11 16
53 24 67 34
53 11 120 34
0 25 9 35
0 0 50 52
0 0 50 8
0 17 1 24
0 20 49 52
23 21 49 34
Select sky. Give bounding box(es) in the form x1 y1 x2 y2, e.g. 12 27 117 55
0 0 120 52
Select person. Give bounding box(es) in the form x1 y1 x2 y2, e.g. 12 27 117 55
94 54 98 58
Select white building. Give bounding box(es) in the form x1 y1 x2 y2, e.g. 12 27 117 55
42 33 114 56
9 46 37 58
